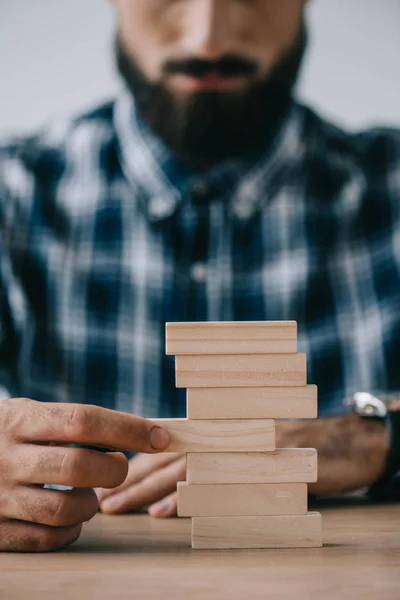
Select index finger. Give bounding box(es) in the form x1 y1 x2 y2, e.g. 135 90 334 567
15 399 170 453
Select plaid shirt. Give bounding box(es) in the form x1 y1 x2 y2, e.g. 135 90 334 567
1 91 400 419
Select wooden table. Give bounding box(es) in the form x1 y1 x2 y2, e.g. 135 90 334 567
1 499 399 600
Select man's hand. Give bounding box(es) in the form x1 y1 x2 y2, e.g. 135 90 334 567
95 414 390 517
0 398 170 552
96 453 185 517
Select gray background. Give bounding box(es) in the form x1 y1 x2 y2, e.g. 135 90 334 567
0 0 399 136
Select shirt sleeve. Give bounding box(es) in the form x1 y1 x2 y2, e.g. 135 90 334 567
0 154 18 400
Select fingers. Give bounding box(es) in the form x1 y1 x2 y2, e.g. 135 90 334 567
99 456 186 514
0 486 99 528
7 444 129 489
7 398 170 453
148 491 178 519
0 399 135 553
95 452 183 503
0 519 82 553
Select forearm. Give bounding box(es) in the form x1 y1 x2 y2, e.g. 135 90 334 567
276 415 389 495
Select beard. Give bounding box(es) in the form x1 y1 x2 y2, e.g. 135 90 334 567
116 27 308 170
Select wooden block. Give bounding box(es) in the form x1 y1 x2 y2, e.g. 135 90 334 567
177 482 307 517
191 513 323 549
166 321 297 355
186 449 318 484
187 385 317 419
150 419 275 452
175 354 307 388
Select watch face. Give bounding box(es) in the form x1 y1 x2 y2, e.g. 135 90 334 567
347 392 387 418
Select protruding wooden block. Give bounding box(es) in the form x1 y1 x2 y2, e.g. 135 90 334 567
166 321 297 355
151 419 275 453
175 354 307 388
186 449 318 484
187 385 317 419
191 513 323 549
177 482 307 517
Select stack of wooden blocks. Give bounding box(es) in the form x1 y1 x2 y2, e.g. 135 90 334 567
153 321 322 550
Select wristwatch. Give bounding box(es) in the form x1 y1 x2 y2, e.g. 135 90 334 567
345 392 400 497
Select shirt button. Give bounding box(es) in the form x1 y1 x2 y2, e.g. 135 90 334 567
191 262 207 283
192 182 212 204
148 196 175 219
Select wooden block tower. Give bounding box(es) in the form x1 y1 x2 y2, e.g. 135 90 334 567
154 321 322 549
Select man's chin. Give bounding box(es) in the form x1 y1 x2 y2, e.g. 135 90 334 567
115 27 307 168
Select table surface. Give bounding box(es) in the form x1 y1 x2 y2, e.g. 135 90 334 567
1 498 399 600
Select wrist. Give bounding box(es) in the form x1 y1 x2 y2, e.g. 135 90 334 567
355 415 389 484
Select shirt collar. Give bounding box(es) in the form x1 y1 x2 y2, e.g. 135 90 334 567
113 89 306 222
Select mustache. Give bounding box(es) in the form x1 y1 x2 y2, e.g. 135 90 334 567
163 55 258 78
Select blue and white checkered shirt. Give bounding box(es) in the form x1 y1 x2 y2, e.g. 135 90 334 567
1 91 400 418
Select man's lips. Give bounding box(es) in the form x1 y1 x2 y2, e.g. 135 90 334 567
172 73 246 91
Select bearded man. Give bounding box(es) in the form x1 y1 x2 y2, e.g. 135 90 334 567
0 1 399 552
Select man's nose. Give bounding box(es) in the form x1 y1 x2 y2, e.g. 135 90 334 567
182 0 232 60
